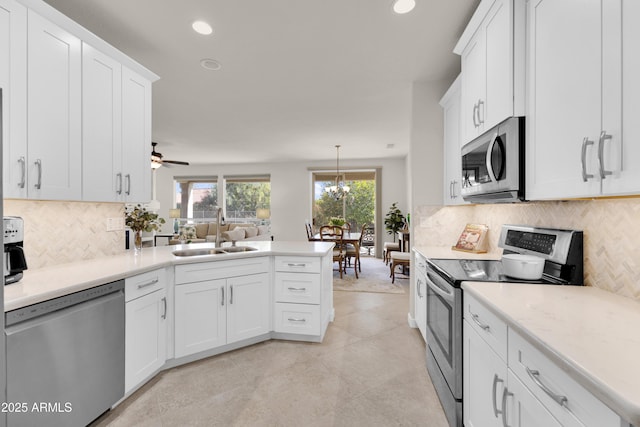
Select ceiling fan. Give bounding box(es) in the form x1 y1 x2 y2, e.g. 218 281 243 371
151 142 190 168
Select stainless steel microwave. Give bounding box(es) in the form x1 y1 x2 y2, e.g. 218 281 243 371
461 116 525 203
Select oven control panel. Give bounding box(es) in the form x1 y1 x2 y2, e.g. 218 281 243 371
504 230 556 255
498 224 582 265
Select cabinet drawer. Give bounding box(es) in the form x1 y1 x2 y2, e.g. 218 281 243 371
508 329 620 427
274 272 320 304
274 256 321 273
175 257 269 284
274 303 320 336
464 292 508 362
125 268 166 302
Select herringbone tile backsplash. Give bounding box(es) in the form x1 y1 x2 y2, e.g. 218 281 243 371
414 199 640 300
3 199 125 269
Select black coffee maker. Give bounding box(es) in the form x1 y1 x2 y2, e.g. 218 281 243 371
4 216 27 285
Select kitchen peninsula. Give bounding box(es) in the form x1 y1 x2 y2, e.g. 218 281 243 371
5 241 335 400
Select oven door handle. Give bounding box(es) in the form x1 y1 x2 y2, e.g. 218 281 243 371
426 272 454 303
485 132 499 183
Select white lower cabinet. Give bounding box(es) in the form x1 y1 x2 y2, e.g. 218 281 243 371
413 251 428 340
125 269 168 393
272 254 332 341
506 371 561 427
174 258 270 359
464 292 621 427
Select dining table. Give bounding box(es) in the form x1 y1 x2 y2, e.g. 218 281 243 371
311 231 362 276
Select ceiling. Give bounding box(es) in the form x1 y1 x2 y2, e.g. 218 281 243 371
43 0 479 165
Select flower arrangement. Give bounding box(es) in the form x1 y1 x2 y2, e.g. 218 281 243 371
124 204 166 232
125 204 165 251
329 217 346 227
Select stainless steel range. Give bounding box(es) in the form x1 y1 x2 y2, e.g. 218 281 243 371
424 224 584 427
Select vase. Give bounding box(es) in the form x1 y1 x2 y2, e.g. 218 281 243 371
133 230 143 253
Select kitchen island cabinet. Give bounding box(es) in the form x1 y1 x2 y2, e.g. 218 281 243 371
4 241 336 397
174 258 270 358
125 268 168 394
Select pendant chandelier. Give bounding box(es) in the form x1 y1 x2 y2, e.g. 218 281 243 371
325 145 350 200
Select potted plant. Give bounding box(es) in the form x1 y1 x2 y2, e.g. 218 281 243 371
124 204 165 252
384 202 405 242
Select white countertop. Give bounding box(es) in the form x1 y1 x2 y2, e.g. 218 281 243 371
5 240 334 312
462 281 640 426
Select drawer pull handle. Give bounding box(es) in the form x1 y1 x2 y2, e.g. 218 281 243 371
470 311 490 331
525 367 568 407
287 263 307 268
221 287 225 306
287 287 307 292
501 387 513 427
161 297 167 320
137 278 159 289
492 374 504 418
287 318 306 323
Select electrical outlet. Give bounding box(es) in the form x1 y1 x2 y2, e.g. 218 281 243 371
106 218 124 232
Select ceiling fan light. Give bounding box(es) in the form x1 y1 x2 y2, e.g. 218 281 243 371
151 160 162 169
392 0 416 14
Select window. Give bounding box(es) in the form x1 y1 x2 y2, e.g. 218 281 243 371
224 175 271 223
174 177 218 219
312 171 375 231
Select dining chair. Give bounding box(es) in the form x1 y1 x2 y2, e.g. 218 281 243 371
319 225 345 278
305 222 314 241
361 224 375 255
345 224 366 275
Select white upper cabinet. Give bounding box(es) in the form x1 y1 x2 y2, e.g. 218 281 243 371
0 0 27 199
121 67 152 203
82 45 152 203
2 1 157 202
440 75 465 205
601 0 640 195
456 0 525 145
82 43 123 202
527 0 637 199
526 0 603 199
27 10 82 200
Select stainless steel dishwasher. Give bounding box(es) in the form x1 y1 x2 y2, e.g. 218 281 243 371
5 280 125 427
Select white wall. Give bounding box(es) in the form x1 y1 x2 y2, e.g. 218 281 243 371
155 157 408 244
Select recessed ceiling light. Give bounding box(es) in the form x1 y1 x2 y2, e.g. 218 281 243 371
392 0 416 14
192 20 213 35
200 58 222 71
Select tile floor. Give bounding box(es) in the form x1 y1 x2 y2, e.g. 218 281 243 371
92 279 448 426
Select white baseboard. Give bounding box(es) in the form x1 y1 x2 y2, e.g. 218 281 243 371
407 312 417 328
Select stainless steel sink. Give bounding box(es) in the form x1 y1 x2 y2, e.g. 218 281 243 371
221 246 259 253
172 246 258 257
172 248 226 257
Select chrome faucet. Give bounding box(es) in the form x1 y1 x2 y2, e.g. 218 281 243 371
215 207 223 248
